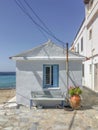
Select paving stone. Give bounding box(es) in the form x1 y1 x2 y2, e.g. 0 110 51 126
95 115 98 119
0 110 6 115
53 125 68 130
92 105 98 111
72 127 83 130
0 117 8 125
30 122 38 130
13 127 20 130
86 127 98 130
0 87 98 129
3 127 13 130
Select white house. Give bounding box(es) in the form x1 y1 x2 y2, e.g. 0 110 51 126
70 0 98 92
10 40 84 107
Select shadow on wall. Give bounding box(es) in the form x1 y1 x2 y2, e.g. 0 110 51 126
32 70 42 87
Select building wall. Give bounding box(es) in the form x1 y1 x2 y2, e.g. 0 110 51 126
70 0 98 92
16 60 82 106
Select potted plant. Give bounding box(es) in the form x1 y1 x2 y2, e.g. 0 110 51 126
68 86 82 109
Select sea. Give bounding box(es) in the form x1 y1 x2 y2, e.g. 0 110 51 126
0 72 16 89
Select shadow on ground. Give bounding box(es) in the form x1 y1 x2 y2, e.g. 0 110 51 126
81 86 98 110
30 86 98 111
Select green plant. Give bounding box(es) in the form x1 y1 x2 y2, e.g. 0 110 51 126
68 86 82 97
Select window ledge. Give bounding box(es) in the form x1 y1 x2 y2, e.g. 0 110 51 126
43 87 60 91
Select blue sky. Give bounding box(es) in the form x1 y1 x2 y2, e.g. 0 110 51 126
0 0 85 72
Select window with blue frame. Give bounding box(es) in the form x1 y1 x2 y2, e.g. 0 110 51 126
43 65 59 88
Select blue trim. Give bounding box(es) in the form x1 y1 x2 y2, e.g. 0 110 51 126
43 65 46 88
53 65 59 87
43 64 59 88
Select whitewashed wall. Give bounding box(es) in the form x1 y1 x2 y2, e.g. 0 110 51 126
84 0 98 90
70 0 98 92
16 60 82 106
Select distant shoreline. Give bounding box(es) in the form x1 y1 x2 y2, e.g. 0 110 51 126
0 87 16 90
0 72 16 75
0 72 16 89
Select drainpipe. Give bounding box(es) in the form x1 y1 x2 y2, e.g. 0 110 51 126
66 43 69 97
91 48 95 90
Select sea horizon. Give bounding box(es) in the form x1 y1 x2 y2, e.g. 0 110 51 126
0 72 16 89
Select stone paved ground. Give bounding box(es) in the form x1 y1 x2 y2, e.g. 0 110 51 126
81 86 98 108
0 87 98 130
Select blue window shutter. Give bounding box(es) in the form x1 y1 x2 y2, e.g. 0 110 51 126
53 65 59 87
43 65 46 88
43 64 59 88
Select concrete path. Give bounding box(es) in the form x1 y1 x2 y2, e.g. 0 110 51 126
0 86 98 130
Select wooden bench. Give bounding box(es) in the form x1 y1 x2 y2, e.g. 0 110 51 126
30 90 66 108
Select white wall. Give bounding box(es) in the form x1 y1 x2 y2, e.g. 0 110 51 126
16 60 82 106
70 0 98 92
71 20 87 57
91 15 98 55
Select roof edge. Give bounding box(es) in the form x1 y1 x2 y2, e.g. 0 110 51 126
11 56 85 61
84 0 90 4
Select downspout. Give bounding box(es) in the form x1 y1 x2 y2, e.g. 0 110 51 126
66 43 69 98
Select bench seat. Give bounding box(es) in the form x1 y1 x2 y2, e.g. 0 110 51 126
30 90 66 108
31 97 65 101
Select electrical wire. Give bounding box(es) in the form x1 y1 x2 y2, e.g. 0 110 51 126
24 0 66 45
15 0 65 45
15 0 48 40
24 0 54 35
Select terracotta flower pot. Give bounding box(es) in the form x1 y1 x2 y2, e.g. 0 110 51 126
69 95 81 109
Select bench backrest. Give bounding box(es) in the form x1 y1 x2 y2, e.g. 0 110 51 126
31 90 65 98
